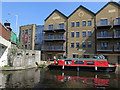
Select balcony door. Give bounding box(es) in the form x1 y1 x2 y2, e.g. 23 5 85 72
115 30 120 37
100 31 108 37
100 19 108 26
48 34 53 39
100 42 108 47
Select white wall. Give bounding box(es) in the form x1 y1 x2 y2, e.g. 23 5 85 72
0 36 11 67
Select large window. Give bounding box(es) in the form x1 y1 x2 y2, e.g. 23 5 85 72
65 61 72 64
76 43 79 48
58 23 64 29
48 24 54 30
74 61 84 64
71 32 74 37
76 32 80 37
100 42 108 47
86 62 94 65
88 31 92 37
82 42 86 48
88 21 92 26
116 18 120 25
100 19 108 26
82 32 86 37
71 43 74 48
76 22 80 27
25 29 28 34
71 22 75 27
82 21 86 26
100 31 108 37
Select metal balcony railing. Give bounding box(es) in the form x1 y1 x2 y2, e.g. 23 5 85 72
41 46 66 51
44 35 66 41
114 33 120 38
97 32 113 39
97 45 113 51
114 45 120 51
43 27 66 31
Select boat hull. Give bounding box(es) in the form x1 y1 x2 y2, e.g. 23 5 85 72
48 65 116 72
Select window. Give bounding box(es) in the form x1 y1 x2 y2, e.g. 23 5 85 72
76 32 79 37
48 34 53 39
65 61 72 64
100 31 108 37
100 42 108 47
71 43 74 48
48 24 53 30
88 42 92 47
82 21 86 26
71 32 74 37
100 19 108 26
83 55 90 58
82 32 86 37
76 22 80 27
82 42 86 48
71 22 75 27
116 18 120 25
88 21 92 26
74 61 84 64
76 43 79 48
88 31 92 37
58 23 64 29
86 62 94 65
73 54 78 58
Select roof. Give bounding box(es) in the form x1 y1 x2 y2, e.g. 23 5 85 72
58 58 107 61
68 5 95 18
44 9 67 21
96 1 120 14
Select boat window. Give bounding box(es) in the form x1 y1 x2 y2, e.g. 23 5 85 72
74 61 84 64
86 62 94 65
65 61 72 64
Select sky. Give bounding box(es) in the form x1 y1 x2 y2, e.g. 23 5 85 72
1 0 120 36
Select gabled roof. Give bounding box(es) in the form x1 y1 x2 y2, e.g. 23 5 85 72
45 9 67 21
68 5 95 18
96 1 120 14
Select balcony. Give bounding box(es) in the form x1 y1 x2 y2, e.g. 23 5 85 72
114 33 120 38
96 32 113 39
43 27 66 32
97 45 113 51
41 46 66 51
114 45 120 52
44 35 66 41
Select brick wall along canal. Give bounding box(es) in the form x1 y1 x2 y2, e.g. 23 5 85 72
0 67 119 88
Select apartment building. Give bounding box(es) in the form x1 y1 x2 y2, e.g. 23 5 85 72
67 6 95 58
19 24 36 50
42 9 67 60
96 2 120 63
34 25 44 50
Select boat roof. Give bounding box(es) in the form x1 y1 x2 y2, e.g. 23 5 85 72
58 58 107 61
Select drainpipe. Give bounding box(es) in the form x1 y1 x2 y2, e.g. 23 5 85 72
65 20 68 58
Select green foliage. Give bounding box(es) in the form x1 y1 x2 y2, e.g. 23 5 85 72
4 65 12 67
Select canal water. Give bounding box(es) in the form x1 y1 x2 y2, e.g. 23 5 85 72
0 67 119 88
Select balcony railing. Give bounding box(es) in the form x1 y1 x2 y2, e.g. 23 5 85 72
114 45 120 51
97 45 113 51
41 46 66 51
114 33 120 38
44 35 66 41
43 27 66 32
97 33 113 39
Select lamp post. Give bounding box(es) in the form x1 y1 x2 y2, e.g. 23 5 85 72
8 13 18 36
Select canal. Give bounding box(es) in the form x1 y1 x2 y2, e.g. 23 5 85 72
0 67 119 88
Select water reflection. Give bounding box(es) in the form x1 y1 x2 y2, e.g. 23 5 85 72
0 68 119 88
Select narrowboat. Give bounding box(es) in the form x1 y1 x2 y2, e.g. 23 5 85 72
48 56 117 72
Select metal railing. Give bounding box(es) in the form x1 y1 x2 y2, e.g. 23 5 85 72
97 45 113 51
114 33 120 38
44 35 66 40
41 46 66 51
97 32 113 38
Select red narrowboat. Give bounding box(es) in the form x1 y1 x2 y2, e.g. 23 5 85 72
48 56 117 72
